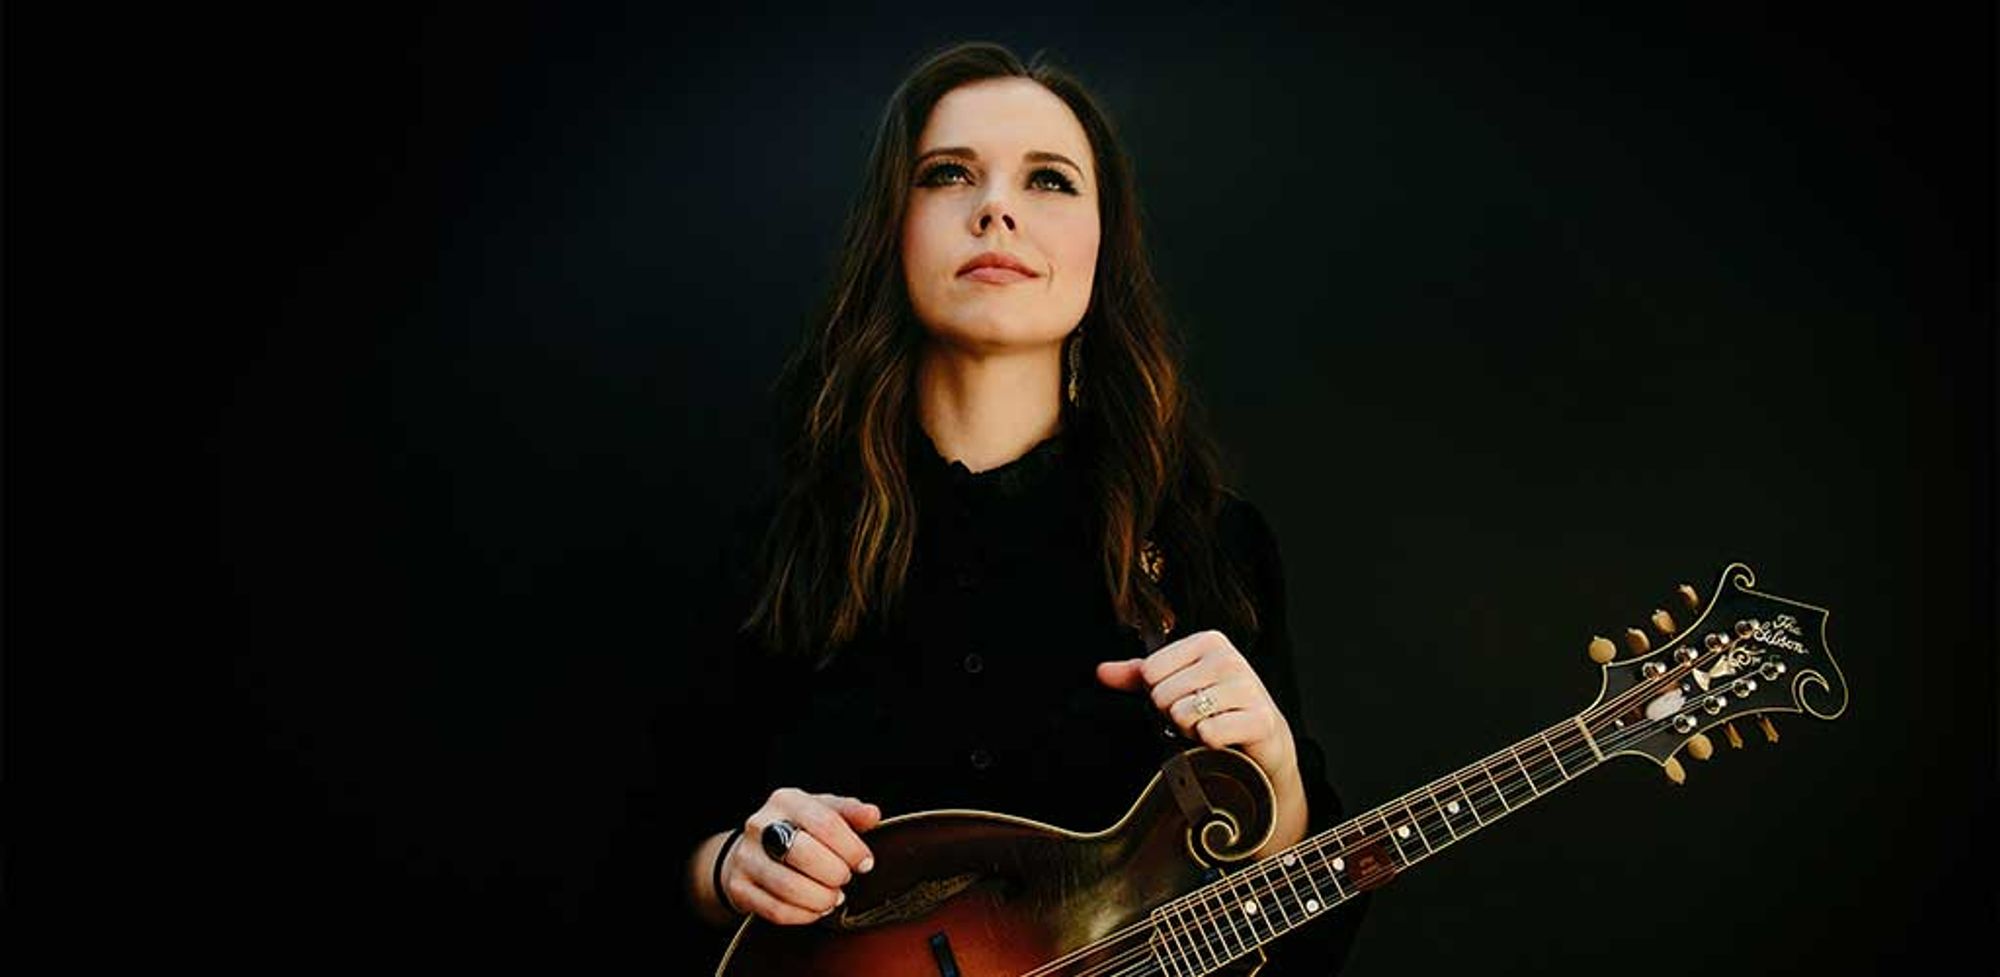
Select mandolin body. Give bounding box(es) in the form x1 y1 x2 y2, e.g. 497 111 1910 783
714 746 1275 977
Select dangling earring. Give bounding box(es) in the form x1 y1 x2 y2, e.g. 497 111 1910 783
1065 328 1084 407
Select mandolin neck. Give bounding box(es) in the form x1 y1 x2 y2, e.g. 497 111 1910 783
1145 715 1609 974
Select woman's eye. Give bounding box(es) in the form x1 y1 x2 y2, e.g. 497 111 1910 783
918 162 971 187
1031 168 1078 193
915 162 1079 195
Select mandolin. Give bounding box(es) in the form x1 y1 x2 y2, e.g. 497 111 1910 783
713 563 1847 976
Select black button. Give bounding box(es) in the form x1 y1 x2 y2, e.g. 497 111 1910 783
962 652 984 674
969 748 993 770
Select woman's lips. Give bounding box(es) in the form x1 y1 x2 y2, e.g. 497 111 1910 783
960 267 1033 284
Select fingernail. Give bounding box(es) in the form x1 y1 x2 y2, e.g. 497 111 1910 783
836 891 847 905
859 856 874 873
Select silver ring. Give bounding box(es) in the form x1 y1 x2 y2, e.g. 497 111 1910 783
1191 686 1220 720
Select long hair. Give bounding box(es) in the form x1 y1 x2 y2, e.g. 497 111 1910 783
743 40 1259 667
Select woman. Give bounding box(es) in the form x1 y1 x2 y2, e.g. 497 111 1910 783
670 41 1367 974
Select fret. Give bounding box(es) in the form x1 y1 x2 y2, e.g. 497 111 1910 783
1328 828 1360 896
1173 904 1206 977
1223 867 1275 945
1207 878 1250 959
1517 741 1562 794
1256 862 1290 937
1150 918 1188 977
1553 728 1599 776
1254 863 1287 938
1285 847 1330 914
1398 799 1437 856
1272 849 1311 927
1308 838 1348 902
1539 730 1572 779
1259 858 1298 932
1478 761 1516 815
1175 918 1202 977
1177 897 1217 972
1508 744 1543 795
1377 811 1414 866
1493 756 1537 809
1452 775 1491 827
1416 788 1464 844
1424 785 1466 841
1330 826 1367 892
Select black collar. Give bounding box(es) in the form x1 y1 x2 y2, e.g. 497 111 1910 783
909 424 1071 504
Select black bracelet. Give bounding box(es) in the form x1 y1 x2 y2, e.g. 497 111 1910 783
713 827 746 916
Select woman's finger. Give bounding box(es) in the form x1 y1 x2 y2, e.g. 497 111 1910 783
1188 706 1279 751
1135 629 1225 687
782 794 878 874
1149 656 1227 714
1168 678 1250 733
725 870 835 926
814 794 883 868
764 820 854 891
736 838 845 915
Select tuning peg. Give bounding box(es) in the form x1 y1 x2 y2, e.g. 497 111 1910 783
1757 716 1779 743
1588 636 1617 664
1686 733 1714 761
1623 628 1651 655
1688 732 1720 764
1676 584 1700 612
1662 756 1686 785
1724 722 1744 749
1650 608 1677 636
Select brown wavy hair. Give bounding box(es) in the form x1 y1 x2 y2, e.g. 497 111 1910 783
743 40 1259 667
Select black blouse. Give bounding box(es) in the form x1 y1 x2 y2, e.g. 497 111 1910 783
647 425 1367 974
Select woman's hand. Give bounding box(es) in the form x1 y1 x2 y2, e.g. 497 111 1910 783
1096 630 1308 854
693 789 882 927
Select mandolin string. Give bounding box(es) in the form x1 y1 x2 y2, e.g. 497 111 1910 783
1042 716 1642 977
1044 723 1619 977
1288 637 1732 853
1059 698 1705 977
1032 640 1768 977
1028 687 1712 977
1145 621 1793 972
1022 646 1743 977
1058 702 1721 977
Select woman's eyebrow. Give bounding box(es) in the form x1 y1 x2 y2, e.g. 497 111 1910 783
915 146 1085 175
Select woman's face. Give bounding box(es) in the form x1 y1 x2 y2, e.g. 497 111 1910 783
901 77 1100 354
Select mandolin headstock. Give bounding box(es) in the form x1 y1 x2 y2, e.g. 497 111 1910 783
1583 563 1846 782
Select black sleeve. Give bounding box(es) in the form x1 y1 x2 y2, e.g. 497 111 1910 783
1222 496 1370 976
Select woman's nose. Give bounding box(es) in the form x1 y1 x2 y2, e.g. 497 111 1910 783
972 195 1016 234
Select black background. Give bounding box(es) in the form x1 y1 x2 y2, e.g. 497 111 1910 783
30 4 1993 973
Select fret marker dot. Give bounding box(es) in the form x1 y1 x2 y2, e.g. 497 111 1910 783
1243 900 1259 916
1446 801 1461 815
1332 857 1345 871
1306 899 1321 912
1282 853 1296 867
1396 826 1412 840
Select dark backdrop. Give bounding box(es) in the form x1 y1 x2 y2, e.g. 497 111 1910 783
41 5 1993 973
